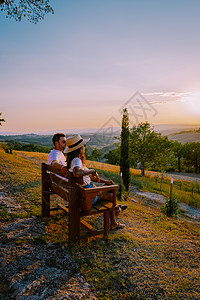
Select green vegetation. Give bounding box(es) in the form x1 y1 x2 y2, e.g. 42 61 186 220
161 196 180 218
130 122 173 175
97 169 200 208
0 148 41 218
1 140 51 153
120 108 130 191
105 122 200 175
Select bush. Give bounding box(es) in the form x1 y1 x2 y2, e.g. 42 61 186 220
161 196 180 218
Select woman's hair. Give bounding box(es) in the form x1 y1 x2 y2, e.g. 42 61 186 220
67 146 86 170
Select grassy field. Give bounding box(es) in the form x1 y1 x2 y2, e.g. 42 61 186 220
0 149 200 299
13 151 200 208
87 160 200 208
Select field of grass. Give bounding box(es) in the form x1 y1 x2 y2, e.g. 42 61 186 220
87 160 200 208
0 149 200 299
10 152 200 208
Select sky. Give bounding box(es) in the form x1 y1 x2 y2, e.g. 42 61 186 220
0 0 200 134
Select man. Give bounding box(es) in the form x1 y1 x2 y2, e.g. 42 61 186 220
47 133 68 177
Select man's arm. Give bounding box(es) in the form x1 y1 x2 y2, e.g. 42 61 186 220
51 160 68 177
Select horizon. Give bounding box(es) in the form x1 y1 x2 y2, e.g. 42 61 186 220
1 123 200 136
1 1 200 132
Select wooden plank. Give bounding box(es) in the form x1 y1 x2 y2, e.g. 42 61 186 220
80 219 97 233
81 201 118 216
92 202 112 212
77 184 118 211
51 183 71 202
41 163 51 217
45 163 66 177
57 203 69 214
49 173 70 188
68 188 80 245
77 184 119 195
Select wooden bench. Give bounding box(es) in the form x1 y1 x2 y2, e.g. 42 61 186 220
41 163 119 245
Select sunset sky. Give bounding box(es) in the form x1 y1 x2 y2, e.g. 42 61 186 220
0 0 200 133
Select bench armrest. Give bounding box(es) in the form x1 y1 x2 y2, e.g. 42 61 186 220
76 183 118 211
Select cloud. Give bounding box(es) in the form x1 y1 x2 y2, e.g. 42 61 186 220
141 91 192 105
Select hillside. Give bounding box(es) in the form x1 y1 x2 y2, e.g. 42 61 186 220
167 129 200 144
0 149 200 299
1 125 200 151
0 133 118 148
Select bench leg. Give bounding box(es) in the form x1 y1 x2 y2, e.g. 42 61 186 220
42 192 50 217
41 164 50 217
104 211 110 236
69 189 80 245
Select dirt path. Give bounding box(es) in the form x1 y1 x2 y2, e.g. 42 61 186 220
130 188 200 224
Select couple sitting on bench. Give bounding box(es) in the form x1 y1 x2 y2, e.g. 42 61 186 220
47 133 126 230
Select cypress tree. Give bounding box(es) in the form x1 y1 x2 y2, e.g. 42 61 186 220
120 108 130 192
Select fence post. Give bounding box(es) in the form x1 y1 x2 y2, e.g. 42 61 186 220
169 178 173 217
170 178 173 201
120 172 123 201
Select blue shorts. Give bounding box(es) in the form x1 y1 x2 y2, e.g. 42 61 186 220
83 182 99 205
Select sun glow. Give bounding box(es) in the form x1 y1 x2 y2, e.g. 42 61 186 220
183 92 200 116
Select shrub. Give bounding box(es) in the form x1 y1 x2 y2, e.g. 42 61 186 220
161 196 180 218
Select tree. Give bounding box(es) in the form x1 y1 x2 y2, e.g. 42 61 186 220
130 122 169 176
0 112 5 126
171 141 184 172
120 108 130 192
104 146 120 165
182 142 200 173
0 0 54 23
152 136 174 173
90 147 101 161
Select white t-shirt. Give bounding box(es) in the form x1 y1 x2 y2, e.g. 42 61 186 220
69 157 90 186
47 149 66 166
47 149 68 181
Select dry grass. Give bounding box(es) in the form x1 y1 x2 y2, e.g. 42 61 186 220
70 200 200 299
0 149 200 299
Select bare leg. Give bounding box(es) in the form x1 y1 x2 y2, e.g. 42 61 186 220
97 191 125 230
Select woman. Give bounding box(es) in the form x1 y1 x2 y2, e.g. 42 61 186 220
64 134 125 230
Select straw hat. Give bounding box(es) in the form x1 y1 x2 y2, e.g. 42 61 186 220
63 134 90 153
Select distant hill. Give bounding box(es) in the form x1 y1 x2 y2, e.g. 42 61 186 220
0 133 119 149
167 128 200 144
0 134 53 147
1 124 200 148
